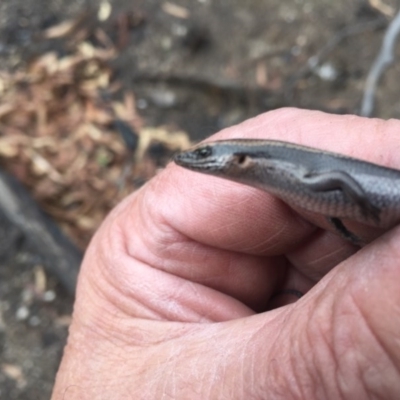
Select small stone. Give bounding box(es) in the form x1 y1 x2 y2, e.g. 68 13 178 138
43 290 56 302
16 306 29 321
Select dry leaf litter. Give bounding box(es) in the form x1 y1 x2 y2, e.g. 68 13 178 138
0 20 191 249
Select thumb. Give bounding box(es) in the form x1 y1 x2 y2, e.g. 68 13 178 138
250 226 400 399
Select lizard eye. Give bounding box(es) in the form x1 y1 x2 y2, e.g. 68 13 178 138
194 146 212 158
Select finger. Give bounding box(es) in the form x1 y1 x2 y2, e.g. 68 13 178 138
157 166 315 255
93 214 287 316
336 225 400 371
263 225 400 397
162 108 400 253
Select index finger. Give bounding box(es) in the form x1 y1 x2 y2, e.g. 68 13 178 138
158 108 400 254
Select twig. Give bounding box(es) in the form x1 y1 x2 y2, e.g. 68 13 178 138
0 170 82 295
360 9 400 116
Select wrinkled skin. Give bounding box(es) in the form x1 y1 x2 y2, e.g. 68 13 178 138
52 109 400 400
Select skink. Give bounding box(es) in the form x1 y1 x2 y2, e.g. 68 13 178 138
174 139 400 243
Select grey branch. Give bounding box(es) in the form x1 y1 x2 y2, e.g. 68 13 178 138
360 10 400 117
0 170 82 295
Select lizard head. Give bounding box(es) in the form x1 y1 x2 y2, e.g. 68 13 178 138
174 140 257 175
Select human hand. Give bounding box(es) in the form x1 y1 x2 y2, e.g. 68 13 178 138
52 108 400 399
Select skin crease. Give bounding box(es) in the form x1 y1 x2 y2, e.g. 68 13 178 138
52 108 400 400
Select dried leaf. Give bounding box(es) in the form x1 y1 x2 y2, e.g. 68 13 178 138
162 2 190 19
98 1 112 21
43 19 78 39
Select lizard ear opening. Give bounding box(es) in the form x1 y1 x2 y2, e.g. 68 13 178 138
237 154 246 164
235 154 251 166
